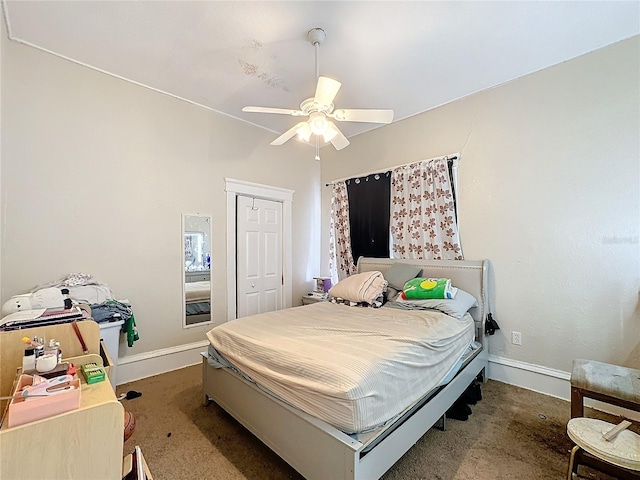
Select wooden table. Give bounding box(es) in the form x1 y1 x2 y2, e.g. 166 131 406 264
0 354 124 479
0 322 126 479
570 359 640 418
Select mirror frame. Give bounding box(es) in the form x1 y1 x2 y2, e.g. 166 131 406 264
182 213 213 329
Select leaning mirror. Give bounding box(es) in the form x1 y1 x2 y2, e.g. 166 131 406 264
182 214 212 328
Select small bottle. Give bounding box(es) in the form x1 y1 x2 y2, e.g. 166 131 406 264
54 341 62 363
22 348 36 372
32 337 44 356
45 339 57 357
45 339 62 364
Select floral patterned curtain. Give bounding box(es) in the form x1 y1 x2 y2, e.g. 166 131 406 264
390 158 463 260
329 181 357 282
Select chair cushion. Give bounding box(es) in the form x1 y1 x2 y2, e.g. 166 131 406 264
567 417 640 471
571 359 640 405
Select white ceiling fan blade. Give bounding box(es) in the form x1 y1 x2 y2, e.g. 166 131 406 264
314 76 341 108
329 125 350 151
243 106 304 116
270 122 306 146
330 109 394 124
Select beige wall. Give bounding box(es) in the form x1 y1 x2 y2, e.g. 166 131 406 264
321 37 640 372
2 25 638 374
1 34 321 357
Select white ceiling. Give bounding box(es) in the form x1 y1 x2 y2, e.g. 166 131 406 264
4 1 639 140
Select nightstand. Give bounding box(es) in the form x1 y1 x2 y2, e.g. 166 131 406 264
301 294 328 305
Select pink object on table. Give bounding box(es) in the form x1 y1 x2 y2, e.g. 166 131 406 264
7 375 80 428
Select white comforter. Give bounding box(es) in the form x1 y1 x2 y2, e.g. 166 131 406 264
207 301 474 433
185 281 210 303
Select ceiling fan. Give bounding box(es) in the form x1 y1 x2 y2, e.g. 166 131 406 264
242 28 394 158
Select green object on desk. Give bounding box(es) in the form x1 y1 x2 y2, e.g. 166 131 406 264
81 362 106 384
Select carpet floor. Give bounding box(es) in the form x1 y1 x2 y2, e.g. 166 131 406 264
118 365 631 480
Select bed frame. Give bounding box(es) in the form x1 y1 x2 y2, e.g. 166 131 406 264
185 304 211 326
202 258 489 480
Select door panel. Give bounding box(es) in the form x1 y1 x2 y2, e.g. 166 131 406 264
237 196 283 318
245 292 260 317
245 231 260 279
264 232 278 276
264 288 278 312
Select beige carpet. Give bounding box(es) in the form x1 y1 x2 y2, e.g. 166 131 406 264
118 365 630 480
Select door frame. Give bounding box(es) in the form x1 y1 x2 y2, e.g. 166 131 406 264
225 178 294 321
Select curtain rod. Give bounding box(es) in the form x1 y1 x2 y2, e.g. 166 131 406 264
324 153 460 186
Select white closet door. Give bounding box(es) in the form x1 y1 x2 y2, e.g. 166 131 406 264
236 196 283 318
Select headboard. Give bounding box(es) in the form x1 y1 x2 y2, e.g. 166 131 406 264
356 257 489 343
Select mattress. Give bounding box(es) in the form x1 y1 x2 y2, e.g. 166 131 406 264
185 281 210 303
206 301 475 433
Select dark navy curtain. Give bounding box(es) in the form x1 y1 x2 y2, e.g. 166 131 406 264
346 172 391 263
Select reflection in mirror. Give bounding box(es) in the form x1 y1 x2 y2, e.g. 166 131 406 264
182 214 212 328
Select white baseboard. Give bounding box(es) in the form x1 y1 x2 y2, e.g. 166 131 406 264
116 340 208 386
115 346 638 421
488 355 640 422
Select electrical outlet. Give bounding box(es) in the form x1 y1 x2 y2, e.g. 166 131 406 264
512 331 522 345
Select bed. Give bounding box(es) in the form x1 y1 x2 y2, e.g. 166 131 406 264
202 258 489 479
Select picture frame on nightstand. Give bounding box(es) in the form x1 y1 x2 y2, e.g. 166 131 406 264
313 277 332 293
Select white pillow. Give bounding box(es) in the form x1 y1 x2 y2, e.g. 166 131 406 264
394 288 478 319
328 271 387 305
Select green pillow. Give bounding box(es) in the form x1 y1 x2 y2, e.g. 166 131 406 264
402 277 455 299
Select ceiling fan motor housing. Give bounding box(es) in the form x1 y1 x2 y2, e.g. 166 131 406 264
308 28 326 45
300 98 334 115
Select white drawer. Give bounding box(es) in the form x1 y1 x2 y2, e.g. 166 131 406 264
185 271 210 282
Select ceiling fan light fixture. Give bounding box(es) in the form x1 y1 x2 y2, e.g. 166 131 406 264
323 122 339 143
309 112 327 135
296 122 312 142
